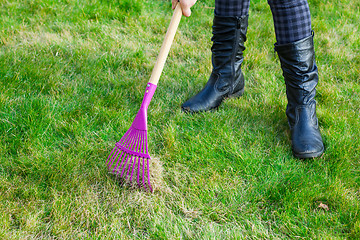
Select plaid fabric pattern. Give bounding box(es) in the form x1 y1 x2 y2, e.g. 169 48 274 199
215 0 250 17
215 0 312 44
268 0 312 44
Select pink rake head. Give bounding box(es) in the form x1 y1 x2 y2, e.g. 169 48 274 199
106 83 157 192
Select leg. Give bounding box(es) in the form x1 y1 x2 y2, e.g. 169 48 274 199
181 0 250 113
215 0 250 17
268 0 312 44
269 0 324 158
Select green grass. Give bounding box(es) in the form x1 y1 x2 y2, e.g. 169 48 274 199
1 0 359 238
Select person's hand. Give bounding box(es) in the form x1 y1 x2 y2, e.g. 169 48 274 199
172 0 197 17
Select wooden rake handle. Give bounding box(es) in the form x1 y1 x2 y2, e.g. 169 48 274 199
148 3 183 85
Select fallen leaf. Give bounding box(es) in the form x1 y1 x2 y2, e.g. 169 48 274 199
318 202 329 211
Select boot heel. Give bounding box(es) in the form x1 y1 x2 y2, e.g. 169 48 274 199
228 88 244 98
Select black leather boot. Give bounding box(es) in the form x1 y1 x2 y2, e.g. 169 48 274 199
181 15 248 113
275 35 324 158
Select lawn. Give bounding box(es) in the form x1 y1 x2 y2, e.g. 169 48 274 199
0 0 359 239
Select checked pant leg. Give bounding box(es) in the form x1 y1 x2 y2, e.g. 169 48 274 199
215 0 250 17
268 0 312 44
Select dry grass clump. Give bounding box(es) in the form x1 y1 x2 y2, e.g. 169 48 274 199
108 156 172 194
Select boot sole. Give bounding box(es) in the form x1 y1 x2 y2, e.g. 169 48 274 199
182 88 245 114
292 146 324 159
228 88 244 99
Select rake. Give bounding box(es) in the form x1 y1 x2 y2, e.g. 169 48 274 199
106 3 183 192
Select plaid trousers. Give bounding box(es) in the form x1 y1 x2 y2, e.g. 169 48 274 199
215 0 312 44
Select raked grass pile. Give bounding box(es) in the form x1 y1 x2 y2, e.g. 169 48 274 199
0 0 359 239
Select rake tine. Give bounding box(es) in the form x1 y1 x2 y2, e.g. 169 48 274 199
118 155 130 177
142 157 147 191
112 151 125 173
125 131 140 180
120 154 130 177
114 151 127 174
144 129 149 155
129 156 137 182
142 131 147 154
108 148 120 170
142 133 151 191
125 129 140 179
137 132 145 187
111 131 136 171
147 158 153 192
129 131 142 181
119 127 132 144
124 155 133 180
106 147 117 165
120 131 138 178
137 157 142 187
115 131 137 174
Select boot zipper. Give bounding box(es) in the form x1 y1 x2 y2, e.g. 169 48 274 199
237 17 241 29
230 17 242 95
